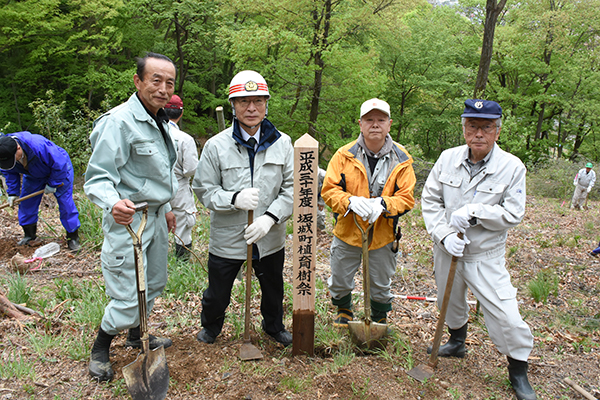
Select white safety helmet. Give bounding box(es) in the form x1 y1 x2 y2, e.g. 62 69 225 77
228 70 270 100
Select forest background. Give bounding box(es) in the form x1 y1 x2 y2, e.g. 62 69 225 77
0 0 599 178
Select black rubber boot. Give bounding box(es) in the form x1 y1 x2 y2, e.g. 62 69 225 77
371 300 392 324
66 229 80 251
89 328 115 382
125 326 172 349
427 323 467 358
332 293 353 327
508 357 537 400
175 243 191 260
17 223 37 246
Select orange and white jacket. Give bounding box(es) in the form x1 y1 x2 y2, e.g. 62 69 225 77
321 139 416 250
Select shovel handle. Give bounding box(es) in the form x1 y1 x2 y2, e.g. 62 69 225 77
428 232 463 368
125 202 149 347
244 210 254 342
353 213 374 323
0 183 64 210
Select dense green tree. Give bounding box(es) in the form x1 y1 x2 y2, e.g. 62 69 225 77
490 0 600 163
0 0 159 132
376 5 479 159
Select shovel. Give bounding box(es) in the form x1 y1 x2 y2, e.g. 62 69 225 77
239 209 263 361
348 213 388 350
407 232 463 382
0 183 64 210
122 202 169 400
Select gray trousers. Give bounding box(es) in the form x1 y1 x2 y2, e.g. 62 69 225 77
433 245 533 361
328 236 397 304
100 207 169 335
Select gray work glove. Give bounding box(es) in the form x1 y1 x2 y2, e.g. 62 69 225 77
234 188 260 210
44 185 57 194
348 196 372 221
8 195 18 207
444 233 470 257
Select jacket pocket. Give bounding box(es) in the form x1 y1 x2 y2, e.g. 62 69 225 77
131 142 165 179
439 172 462 188
474 182 507 204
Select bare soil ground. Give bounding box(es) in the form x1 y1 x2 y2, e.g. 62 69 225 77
0 193 599 400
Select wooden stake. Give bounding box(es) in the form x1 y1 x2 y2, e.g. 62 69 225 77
292 133 318 356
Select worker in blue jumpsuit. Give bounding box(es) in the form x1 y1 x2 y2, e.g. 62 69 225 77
0 132 80 251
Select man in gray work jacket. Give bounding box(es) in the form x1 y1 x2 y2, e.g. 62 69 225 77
421 99 536 400
193 70 294 346
84 52 178 382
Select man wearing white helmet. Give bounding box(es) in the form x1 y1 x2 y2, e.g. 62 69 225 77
193 70 294 346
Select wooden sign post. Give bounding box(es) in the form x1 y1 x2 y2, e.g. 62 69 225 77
292 133 319 356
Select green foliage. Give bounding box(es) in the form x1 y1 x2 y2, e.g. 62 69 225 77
76 195 105 251
528 270 559 304
164 253 208 300
0 349 35 380
6 272 33 306
1 0 600 170
527 158 581 200
29 91 99 176
278 375 313 394
54 279 108 327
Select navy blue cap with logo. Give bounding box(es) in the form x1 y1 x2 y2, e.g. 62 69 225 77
461 99 502 119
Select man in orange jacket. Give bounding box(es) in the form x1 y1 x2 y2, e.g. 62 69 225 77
321 98 416 327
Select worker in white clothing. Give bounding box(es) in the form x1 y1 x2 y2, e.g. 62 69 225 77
571 162 595 210
422 99 536 400
165 94 199 259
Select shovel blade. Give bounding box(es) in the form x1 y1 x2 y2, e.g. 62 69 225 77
348 320 388 350
407 363 434 382
240 341 263 361
123 346 169 400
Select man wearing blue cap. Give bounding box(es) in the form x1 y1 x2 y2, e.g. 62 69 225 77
570 162 595 210
421 100 536 400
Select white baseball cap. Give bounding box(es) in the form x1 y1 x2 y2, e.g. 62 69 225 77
360 98 391 118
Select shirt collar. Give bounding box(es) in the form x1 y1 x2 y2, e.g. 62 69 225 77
135 92 169 124
240 126 261 144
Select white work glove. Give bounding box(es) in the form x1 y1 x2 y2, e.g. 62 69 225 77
8 195 18 207
444 233 470 257
234 188 260 210
244 215 275 245
367 197 385 224
450 206 471 233
44 185 57 194
348 196 372 221
587 187 592 193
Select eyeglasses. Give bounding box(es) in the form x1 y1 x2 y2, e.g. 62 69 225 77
235 98 266 108
464 123 498 134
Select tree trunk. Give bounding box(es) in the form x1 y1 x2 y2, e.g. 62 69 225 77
473 0 507 98
307 0 331 138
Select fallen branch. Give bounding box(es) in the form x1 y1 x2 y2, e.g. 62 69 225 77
0 290 28 320
564 377 596 400
49 299 70 314
12 302 39 316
